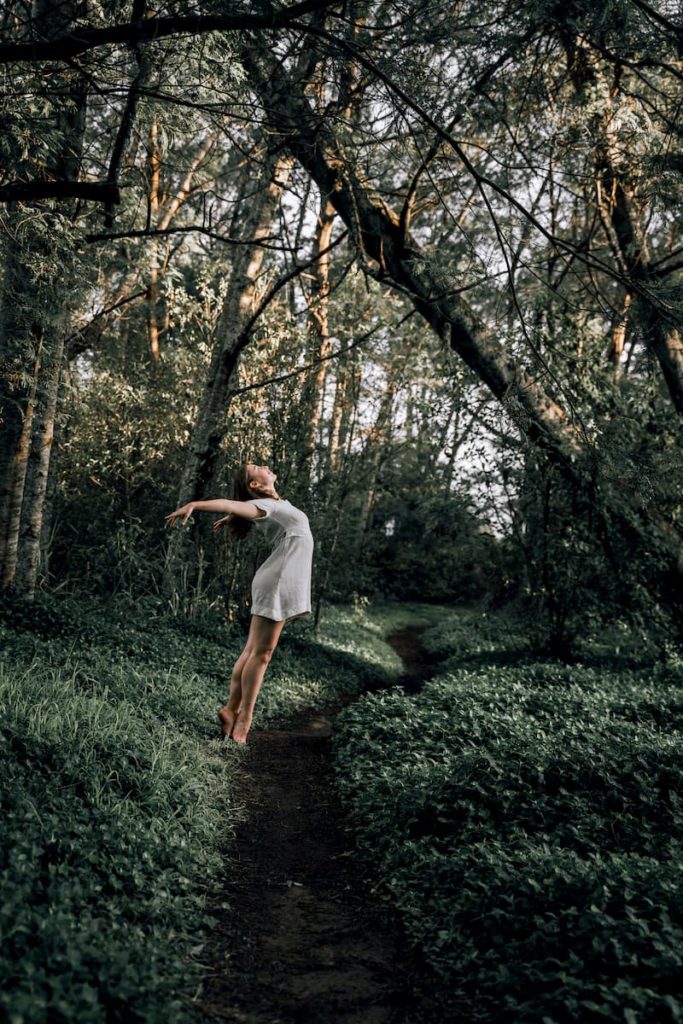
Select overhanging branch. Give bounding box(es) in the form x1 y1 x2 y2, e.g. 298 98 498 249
230 310 415 397
0 0 340 64
85 225 293 251
0 181 120 204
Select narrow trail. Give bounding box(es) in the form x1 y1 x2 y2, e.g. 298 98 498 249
385 625 433 694
195 626 447 1024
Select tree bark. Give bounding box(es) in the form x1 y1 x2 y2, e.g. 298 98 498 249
300 198 336 485
355 379 396 561
0 332 40 585
0 0 88 599
146 120 162 362
608 291 632 381
14 338 65 596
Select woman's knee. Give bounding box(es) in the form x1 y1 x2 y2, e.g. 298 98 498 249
252 643 276 666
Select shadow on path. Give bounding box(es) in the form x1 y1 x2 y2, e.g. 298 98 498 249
384 625 435 694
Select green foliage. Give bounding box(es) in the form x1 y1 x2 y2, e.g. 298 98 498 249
0 593 393 1023
510 382 683 658
418 604 532 665
333 609 683 1022
366 487 501 604
0 619 240 1022
313 600 407 677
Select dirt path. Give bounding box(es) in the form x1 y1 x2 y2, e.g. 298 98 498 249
195 627 446 1024
385 625 433 694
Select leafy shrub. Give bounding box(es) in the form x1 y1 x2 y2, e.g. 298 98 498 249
334 617 683 1023
0 594 396 1023
419 605 531 666
0 653 238 1024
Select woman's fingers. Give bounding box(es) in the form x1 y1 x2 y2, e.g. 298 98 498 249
164 506 191 527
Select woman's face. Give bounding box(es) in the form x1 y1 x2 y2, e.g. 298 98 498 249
246 463 277 491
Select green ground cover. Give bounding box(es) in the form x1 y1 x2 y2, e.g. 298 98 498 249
0 595 392 1024
333 606 683 1024
8 594 678 1024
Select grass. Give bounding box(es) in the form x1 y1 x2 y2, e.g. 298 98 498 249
0 605 241 1024
0 592 397 1024
333 605 683 1024
11 592 674 1024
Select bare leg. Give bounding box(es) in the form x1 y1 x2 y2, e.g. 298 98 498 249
218 624 256 737
232 614 286 744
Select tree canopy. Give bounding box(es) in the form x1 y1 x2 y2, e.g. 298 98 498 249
0 0 681 653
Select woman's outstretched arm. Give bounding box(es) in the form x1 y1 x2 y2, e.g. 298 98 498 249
165 498 265 527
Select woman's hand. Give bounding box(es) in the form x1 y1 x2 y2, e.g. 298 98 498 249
165 502 195 527
212 514 233 533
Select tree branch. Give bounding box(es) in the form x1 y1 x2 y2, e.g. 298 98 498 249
628 0 683 40
85 225 297 252
0 181 120 204
230 310 415 397
65 289 148 354
239 230 349 341
0 0 341 64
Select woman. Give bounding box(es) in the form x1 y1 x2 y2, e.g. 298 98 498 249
165 462 314 745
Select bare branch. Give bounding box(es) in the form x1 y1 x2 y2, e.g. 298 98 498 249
85 225 298 252
239 230 349 340
231 310 416 397
65 290 148 354
628 0 683 39
0 181 120 204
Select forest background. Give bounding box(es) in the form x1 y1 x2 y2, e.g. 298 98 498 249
0 0 681 657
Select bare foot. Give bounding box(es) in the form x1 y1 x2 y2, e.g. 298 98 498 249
231 712 252 745
218 706 238 740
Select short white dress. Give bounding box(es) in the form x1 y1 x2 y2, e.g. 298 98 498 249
249 498 314 621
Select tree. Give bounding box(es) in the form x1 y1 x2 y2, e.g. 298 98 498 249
0 0 88 599
0 0 680 642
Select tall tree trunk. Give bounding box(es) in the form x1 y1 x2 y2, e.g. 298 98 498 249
646 317 683 413
327 362 348 471
147 119 162 362
15 338 65 596
0 329 41 585
0 0 87 599
37 362 67 576
608 291 632 381
355 379 395 560
300 197 336 486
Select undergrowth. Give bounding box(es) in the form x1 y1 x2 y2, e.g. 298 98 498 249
333 606 683 1024
0 592 391 1024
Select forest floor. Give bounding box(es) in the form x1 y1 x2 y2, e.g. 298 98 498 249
194 624 458 1024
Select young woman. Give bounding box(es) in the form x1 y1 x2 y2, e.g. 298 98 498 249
165 462 314 745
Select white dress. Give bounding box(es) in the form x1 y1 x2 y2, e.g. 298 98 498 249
249 498 314 621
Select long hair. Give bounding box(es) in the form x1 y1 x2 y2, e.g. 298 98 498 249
228 463 256 541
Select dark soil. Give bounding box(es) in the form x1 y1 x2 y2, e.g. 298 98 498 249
194 627 457 1024
385 625 435 694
